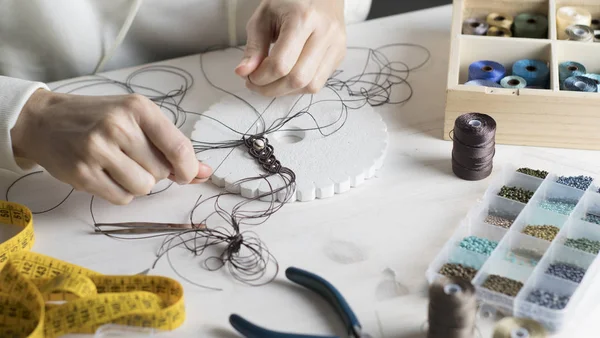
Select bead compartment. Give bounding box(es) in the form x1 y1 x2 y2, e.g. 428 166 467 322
426 160 600 333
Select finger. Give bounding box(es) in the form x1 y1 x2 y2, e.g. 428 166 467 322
102 147 156 197
293 45 346 95
168 160 212 184
82 166 134 205
131 95 202 184
117 124 172 182
235 18 271 77
248 17 314 86
245 34 332 97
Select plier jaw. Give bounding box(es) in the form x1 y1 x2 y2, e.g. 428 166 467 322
229 267 371 338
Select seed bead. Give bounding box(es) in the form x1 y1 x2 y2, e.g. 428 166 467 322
565 237 600 254
485 214 513 229
498 186 534 203
526 289 570 310
459 236 498 256
539 199 577 215
482 274 523 297
517 167 548 179
556 175 593 191
546 262 586 283
505 248 543 267
583 213 600 225
439 263 478 281
522 224 561 241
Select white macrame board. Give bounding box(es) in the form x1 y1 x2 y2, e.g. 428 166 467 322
191 84 388 203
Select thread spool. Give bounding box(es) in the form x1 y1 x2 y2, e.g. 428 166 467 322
592 18 600 31
468 60 506 83
487 13 514 30
487 26 513 37
512 59 550 88
451 113 496 181
427 277 478 338
557 6 592 40
582 73 600 92
463 18 489 35
564 75 598 92
465 79 503 88
500 76 527 89
514 13 548 39
559 61 586 88
566 24 594 42
492 317 547 338
594 30 600 42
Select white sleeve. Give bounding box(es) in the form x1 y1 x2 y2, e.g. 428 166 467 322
0 76 49 174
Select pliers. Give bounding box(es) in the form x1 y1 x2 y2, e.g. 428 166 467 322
229 267 373 338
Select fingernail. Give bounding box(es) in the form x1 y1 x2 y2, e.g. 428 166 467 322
236 56 251 70
198 162 213 176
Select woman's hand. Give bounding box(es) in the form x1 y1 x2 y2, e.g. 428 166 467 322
235 0 346 97
11 90 212 205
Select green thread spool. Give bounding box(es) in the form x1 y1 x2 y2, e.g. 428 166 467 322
500 75 527 89
514 13 548 39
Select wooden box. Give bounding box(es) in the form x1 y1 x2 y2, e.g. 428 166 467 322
443 0 600 150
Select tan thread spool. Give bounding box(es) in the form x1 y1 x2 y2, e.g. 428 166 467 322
487 26 513 37
557 6 592 40
487 13 514 30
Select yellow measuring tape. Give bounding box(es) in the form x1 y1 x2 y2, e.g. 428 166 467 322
0 200 185 337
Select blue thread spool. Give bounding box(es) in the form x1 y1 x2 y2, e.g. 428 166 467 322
582 73 600 92
559 61 586 89
465 79 503 88
500 76 527 89
512 59 550 88
564 75 598 92
468 60 506 83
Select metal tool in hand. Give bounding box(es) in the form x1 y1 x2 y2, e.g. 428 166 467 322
229 266 373 338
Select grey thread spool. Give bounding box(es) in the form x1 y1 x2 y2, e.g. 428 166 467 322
428 277 478 338
463 18 489 35
566 24 594 41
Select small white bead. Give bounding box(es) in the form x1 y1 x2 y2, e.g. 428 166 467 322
253 139 265 150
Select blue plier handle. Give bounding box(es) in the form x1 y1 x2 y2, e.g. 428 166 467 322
229 267 372 338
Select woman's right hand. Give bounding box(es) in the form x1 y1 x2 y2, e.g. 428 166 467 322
11 90 212 205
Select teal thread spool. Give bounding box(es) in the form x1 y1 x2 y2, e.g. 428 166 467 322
559 61 586 89
512 59 550 88
564 75 598 92
514 13 548 39
500 76 527 89
582 73 600 92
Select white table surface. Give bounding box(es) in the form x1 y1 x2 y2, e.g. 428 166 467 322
2 4 600 338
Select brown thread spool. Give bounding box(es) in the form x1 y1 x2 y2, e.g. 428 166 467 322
451 113 497 181
428 276 478 338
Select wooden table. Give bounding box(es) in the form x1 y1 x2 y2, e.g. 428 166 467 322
2 5 599 338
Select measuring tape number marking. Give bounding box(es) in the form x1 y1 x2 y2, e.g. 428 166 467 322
0 201 186 337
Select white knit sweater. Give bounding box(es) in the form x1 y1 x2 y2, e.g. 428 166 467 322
0 0 371 173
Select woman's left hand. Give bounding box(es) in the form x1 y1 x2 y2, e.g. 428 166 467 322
235 0 346 97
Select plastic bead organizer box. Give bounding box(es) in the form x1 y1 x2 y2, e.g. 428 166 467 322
443 0 600 150
426 155 600 334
